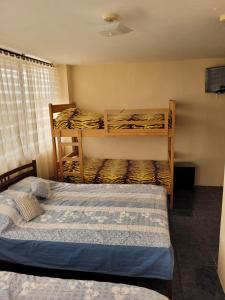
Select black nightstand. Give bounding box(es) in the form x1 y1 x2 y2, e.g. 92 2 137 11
174 162 196 213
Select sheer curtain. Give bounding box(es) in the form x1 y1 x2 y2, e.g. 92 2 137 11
0 54 59 178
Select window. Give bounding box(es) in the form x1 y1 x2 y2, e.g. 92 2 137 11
0 54 59 177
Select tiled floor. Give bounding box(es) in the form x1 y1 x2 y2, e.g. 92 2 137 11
171 187 225 300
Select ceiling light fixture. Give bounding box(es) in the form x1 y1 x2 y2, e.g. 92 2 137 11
97 13 133 37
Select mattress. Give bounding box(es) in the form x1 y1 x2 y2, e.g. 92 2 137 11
54 107 79 129
132 113 164 129
64 158 171 192
0 271 168 300
70 112 103 129
54 109 166 130
0 177 173 280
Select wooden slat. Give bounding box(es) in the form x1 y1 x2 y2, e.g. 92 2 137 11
105 108 169 114
0 160 37 192
64 151 77 157
56 135 64 181
77 130 84 182
106 128 168 134
53 128 174 137
53 129 83 137
49 103 76 113
107 120 165 125
105 132 168 137
0 161 36 179
49 104 58 179
168 100 176 208
63 151 78 158
61 142 79 146
0 171 35 192
164 111 169 133
168 152 171 167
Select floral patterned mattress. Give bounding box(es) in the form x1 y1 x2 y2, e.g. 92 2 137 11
0 271 168 300
0 177 173 280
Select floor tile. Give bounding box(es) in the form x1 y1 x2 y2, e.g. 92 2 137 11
180 266 225 300
171 187 225 300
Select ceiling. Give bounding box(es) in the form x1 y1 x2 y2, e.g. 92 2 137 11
0 0 225 64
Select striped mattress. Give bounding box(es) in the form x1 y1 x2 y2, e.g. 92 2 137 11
54 108 166 130
0 177 173 280
63 158 171 192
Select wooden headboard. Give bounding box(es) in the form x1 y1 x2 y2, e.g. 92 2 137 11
0 160 37 192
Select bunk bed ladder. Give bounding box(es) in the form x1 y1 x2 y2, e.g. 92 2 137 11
56 130 84 183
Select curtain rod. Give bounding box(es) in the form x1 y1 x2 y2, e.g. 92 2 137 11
0 48 54 67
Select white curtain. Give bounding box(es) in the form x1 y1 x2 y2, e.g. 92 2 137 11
0 54 59 178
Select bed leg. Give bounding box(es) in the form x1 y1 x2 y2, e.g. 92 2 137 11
170 189 174 209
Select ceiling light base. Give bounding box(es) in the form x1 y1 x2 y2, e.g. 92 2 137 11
103 13 119 23
219 14 225 22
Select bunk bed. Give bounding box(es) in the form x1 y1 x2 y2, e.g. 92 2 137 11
49 100 176 208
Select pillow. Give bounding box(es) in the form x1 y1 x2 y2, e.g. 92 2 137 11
7 190 43 221
8 177 33 193
31 178 51 199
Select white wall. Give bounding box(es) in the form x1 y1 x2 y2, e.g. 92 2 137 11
218 168 225 292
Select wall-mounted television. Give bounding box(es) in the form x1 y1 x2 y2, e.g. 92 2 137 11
205 66 225 94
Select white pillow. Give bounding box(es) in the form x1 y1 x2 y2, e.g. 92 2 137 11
7 190 43 221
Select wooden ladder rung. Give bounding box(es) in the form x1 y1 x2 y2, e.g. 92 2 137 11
61 142 79 146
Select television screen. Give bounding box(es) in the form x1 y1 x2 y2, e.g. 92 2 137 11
205 66 225 94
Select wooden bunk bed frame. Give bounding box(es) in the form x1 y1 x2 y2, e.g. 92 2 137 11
49 100 176 208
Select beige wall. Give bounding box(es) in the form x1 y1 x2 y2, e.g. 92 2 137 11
65 58 225 186
56 65 70 103
218 168 225 292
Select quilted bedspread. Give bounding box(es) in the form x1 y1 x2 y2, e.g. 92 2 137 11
0 177 173 280
0 271 168 300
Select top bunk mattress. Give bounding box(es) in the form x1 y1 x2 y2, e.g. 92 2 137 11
54 108 167 130
0 177 173 280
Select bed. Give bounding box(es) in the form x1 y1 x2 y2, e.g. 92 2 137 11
49 100 176 209
0 162 173 298
0 176 173 280
0 271 169 300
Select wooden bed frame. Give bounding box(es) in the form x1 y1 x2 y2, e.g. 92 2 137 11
0 161 173 299
49 100 176 208
0 160 37 192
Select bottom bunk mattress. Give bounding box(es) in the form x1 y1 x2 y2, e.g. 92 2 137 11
0 271 169 300
0 177 173 280
63 158 171 192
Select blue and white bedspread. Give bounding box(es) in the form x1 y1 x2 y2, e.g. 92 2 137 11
0 177 173 280
0 271 168 300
